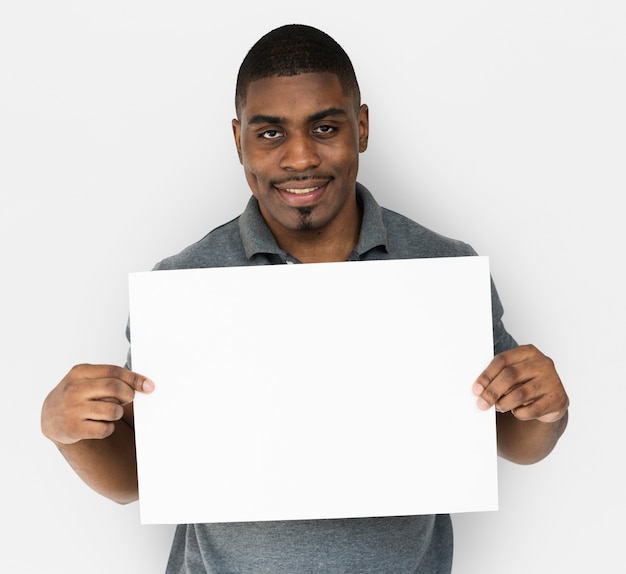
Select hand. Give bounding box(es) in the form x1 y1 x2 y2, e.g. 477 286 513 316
472 344 569 423
41 364 154 445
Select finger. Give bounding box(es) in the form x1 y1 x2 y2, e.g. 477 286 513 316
115 367 155 394
73 364 154 394
473 346 543 410
473 364 534 410
83 420 117 440
79 378 136 405
60 402 126 442
68 419 118 441
475 345 540 385
494 378 542 414
63 375 137 407
85 399 126 422
507 394 568 422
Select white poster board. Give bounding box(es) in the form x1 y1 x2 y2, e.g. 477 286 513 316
129 256 497 524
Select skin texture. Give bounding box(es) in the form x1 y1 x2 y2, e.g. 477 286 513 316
232 73 369 263
474 344 569 464
41 71 569 504
41 364 153 503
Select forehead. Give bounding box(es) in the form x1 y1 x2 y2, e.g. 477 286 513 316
240 72 355 122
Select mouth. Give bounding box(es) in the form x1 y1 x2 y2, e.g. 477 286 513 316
273 178 332 205
281 186 322 195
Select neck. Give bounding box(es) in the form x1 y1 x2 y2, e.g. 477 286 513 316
267 199 362 264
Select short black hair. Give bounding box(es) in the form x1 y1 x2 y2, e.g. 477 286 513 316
235 24 361 118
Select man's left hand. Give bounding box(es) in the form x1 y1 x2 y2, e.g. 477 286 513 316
472 344 569 423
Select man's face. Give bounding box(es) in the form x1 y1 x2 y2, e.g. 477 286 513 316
232 72 369 239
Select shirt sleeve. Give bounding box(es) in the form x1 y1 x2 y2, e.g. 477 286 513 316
490 277 518 355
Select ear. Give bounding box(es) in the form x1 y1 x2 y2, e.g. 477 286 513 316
232 118 243 164
358 104 369 153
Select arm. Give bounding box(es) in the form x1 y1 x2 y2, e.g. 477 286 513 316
41 364 154 504
472 344 569 465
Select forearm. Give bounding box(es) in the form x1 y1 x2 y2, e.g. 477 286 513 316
496 410 569 465
53 419 139 504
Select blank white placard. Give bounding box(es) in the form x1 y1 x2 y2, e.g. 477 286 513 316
129 256 497 525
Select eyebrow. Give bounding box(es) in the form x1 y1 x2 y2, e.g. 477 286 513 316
246 107 349 126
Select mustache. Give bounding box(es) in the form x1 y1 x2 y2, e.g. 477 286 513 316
270 175 334 187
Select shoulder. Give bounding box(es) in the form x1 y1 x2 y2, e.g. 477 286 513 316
357 183 476 260
381 207 477 259
153 216 247 270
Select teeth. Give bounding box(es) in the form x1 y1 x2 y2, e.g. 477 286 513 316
284 187 318 194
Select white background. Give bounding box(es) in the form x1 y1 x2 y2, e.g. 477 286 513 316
1 1 624 572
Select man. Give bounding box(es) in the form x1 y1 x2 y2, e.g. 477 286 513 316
41 24 569 573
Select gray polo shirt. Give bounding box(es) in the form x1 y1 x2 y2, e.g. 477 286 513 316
140 183 517 574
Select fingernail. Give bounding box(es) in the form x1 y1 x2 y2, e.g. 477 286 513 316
142 379 155 393
477 397 490 410
472 382 483 396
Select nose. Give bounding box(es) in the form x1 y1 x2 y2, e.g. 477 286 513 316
279 132 321 171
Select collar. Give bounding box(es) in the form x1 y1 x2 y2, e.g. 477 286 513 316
238 182 389 262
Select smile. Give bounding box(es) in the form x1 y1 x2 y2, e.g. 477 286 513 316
273 181 329 207
283 186 321 195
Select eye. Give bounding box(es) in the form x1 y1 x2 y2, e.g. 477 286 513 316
260 129 283 140
313 125 335 135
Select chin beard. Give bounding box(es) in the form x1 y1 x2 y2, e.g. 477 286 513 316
296 206 314 231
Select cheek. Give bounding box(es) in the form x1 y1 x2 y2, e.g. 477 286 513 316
241 147 271 182
241 152 260 180
334 148 359 177
243 167 261 195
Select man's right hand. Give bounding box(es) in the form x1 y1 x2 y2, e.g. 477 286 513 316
41 364 154 446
